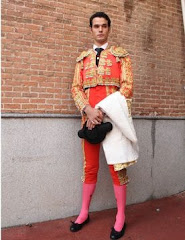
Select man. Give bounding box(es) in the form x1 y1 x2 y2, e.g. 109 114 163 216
70 12 135 239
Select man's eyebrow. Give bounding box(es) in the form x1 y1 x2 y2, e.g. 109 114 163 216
93 23 108 27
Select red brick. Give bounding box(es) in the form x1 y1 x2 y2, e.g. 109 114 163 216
22 93 38 98
1 0 185 116
13 98 30 103
2 98 13 103
22 104 37 109
4 92 22 98
37 104 53 110
46 99 61 104
4 104 21 109
30 99 45 104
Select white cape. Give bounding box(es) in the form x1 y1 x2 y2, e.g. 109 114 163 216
96 92 139 165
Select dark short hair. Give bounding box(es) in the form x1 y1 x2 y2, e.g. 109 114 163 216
89 12 111 28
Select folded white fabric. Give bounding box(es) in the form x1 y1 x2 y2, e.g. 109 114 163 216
96 91 139 165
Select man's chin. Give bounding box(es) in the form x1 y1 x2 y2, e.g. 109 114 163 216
96 39 107 45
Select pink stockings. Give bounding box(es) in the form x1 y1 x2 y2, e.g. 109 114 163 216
75 183 127 231
113 184 127 231
75 183 96 224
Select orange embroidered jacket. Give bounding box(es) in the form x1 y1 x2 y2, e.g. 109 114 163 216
71 46 133 112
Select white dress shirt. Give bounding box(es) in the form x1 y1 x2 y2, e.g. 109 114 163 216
93 42 108 51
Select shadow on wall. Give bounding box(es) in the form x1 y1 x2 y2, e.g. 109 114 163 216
124 0 135 22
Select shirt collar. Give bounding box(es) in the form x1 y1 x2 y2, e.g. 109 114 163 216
93 42 108 51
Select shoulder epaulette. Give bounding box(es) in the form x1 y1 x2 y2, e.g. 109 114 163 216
110 46 129 58
76 49 92 62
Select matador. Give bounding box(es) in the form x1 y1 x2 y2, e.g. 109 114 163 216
70 12 137 240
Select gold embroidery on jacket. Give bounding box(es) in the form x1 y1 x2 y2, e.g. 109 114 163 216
72 46 133 112
83 78 120 89
89 61 95 68
76 49 92 62
110 46 129 58
105 67 111 75
71 62 89 112
116 56 120 62
85 69 96 78
110 46 129 63
101 51 108 58
99 58 106 66
85 62 89 70
97 66 105 75
119 56 133 99
107 59 112 66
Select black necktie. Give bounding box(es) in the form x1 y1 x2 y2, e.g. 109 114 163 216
95 48 104 66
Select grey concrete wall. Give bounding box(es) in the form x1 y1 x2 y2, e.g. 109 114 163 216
2 116 185 228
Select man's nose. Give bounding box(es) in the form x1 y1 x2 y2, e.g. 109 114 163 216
99 26 103 32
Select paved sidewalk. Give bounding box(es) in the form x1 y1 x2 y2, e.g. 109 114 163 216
2 192 185 240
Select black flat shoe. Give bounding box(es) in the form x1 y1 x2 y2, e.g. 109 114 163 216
110 223 127 239
70 215 90 232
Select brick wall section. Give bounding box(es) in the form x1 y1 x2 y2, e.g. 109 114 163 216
2 0 185 116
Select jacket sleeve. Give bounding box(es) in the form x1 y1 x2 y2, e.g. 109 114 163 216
119 55 133 99
71 61 89 113
119 55 133 116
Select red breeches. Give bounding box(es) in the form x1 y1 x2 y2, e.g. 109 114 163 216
81 85 127 186
82 139 127 186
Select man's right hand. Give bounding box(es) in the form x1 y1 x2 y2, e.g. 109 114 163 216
84 105 104 129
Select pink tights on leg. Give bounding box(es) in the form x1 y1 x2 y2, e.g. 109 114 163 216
113 184 127 232
75 183 96 224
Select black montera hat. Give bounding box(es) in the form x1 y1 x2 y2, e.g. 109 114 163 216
78 121 113 144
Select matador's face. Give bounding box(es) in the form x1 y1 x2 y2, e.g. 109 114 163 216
90 17 110 46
